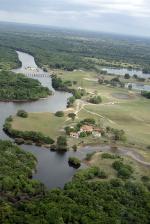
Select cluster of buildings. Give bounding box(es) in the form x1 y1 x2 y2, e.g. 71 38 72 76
70 125 102 139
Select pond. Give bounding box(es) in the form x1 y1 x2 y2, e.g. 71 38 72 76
102 67 150 79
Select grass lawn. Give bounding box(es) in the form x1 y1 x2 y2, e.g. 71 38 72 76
12 112 66 140
82 98 150 148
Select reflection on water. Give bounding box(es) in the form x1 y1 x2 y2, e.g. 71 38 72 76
102 67 150 79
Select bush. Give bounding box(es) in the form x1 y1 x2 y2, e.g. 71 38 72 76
101 153 120 159
68 157 81 168
85 152 96 161
124 73 130 79
141 91 150 99
68 113 76 120
89 95 102 104
17 110 28 118
72 144 77 151
112 161 133 179
56 136 68 151
79 132 87 138
55 111 64 117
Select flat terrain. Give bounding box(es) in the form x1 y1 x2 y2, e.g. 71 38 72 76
88 152 150 181
56 70 150 148
12 70 150 149
12 112 66 139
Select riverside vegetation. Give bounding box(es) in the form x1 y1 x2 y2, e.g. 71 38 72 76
1 140 150 224
0 70 51 101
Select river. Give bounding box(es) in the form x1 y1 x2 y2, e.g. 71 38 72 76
1 51 113 189
1 51 149 189
0 51 79 188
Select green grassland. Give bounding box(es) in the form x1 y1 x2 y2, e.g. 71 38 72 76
12 70 150 149
12 112 66 140
88 152 150 182
56 70 150 148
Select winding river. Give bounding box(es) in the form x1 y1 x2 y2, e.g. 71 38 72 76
2 51 114 189
1 51 149 189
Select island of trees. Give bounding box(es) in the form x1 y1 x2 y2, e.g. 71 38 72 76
0 70 52 101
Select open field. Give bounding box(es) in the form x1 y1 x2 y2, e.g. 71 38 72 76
57 70 150 148
12 112 66 140
12 70 150 149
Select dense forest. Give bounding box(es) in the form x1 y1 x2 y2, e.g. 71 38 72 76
1 22 150 72
0 140 150 224
0 46 20 70
0 70 51 101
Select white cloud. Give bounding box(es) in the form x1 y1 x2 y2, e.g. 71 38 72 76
0 0 150 36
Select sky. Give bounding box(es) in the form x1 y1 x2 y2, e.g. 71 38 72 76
0 0 150 36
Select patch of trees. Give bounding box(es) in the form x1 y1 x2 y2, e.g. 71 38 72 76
68 157 81 168
17 110 28 118
98 76 125 88
88 95 102 104
0 140 150 224
52 75 86 107
51 136 68 152
0 140 44 198
68 113 76 120
67 96 76 107
0 46 21 70
101 153 121 159
124 73 130 79
112 160 133 179
3 117 54 145
0 70 52 101
141 91 150 99
106 127 126 141
55 111 64 117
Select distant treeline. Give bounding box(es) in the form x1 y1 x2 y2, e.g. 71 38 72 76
0 24 150 72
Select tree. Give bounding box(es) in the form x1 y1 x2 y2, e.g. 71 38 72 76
55 111 64 117
68 113 76 120
67 96 75 107
124 73 130 79
89 95 102 104
17 110 28 118
56 136 68 151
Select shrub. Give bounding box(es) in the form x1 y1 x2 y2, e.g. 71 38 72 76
112 161 133 179
85 152 96 161
101 153 120 159
79 132 87 138
72 144 77 151
56 136 68 151
89 95 102 104
68 157 81 168
17 110 28 118
55 111 64 117
68 113 76 120
124 73 130 79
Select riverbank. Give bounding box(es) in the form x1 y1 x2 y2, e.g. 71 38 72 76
1 50 150 189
